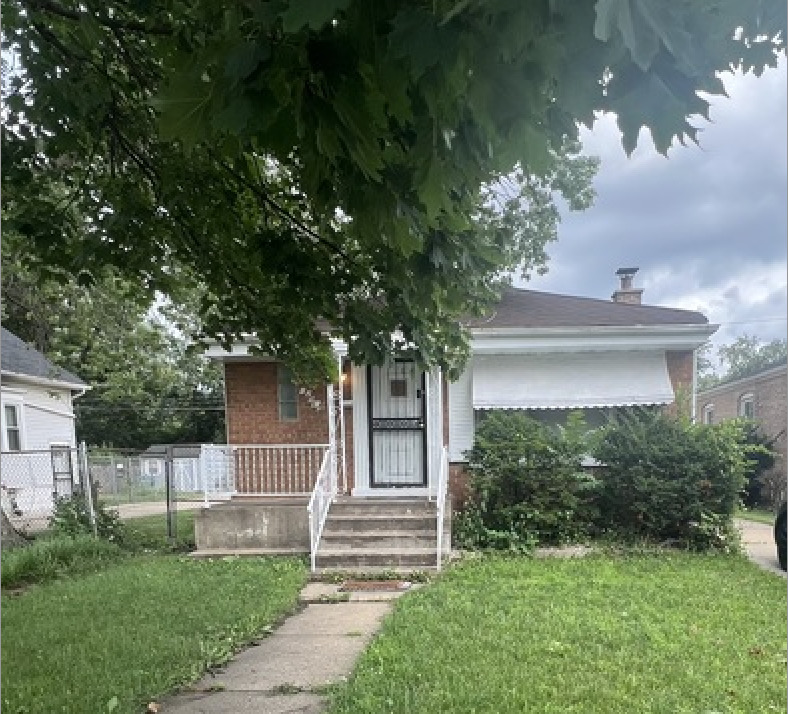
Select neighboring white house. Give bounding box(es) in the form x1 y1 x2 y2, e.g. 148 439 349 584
1 327 89 523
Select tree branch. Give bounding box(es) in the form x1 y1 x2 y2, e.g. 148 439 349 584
25 0 173 35
215 156 354 264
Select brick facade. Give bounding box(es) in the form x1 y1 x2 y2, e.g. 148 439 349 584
665 349 694 418
225 362 331 445
696 364 787 505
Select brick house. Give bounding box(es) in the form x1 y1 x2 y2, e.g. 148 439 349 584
198 270 716 570
696 361 787 507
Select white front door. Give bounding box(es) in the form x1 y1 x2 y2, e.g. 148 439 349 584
369 360 426 487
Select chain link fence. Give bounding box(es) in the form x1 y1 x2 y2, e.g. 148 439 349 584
1 443 234 537
1 446 82 533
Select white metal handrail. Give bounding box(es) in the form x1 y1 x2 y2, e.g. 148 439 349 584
307 444 337 572
436 446 449 571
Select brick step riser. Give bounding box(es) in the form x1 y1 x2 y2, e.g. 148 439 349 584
315 552 438 568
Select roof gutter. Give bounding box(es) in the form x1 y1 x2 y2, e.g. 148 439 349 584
471 323 719 354
1 370 91 393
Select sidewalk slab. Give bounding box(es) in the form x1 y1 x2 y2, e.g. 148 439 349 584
163 690 325 713
160 598 396 712
735 519 785 577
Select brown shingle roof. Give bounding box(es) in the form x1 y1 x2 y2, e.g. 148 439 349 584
465 287 708 329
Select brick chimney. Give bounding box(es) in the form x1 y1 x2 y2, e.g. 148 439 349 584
612 267 643 305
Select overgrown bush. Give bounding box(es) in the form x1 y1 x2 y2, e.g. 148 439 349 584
738 422 777 509
592 411 750 551
455 411 598 549
1 535 125 588
49 491 126 545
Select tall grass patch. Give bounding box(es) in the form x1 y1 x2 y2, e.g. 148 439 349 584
1 535 125 589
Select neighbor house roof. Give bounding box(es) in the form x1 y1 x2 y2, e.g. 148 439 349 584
696 359 788 397
141 444 202 459
1 327 87 388
465 287 709 329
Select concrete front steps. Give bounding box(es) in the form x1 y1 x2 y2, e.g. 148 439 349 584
315 497 450 571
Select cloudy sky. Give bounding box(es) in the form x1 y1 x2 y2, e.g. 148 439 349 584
525 56 787 355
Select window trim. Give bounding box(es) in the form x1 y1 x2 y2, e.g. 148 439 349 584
277 365 299 421
2 400 24 452
701 403 714 425
738 393 754 419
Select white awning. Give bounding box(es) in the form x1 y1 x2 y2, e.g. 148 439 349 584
471 352 674 410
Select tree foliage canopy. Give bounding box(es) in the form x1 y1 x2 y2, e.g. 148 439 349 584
3 0 785 380
698 335 788 389
1 234 225 448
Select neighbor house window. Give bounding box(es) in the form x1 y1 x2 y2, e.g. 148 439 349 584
738 393 754 419
278 365 298 420
4 405 21 452
702 404 714 425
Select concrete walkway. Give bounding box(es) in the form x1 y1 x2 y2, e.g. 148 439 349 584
736 518 785 577
160 582 411 713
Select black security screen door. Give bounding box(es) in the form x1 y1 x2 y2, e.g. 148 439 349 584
368 361 427 487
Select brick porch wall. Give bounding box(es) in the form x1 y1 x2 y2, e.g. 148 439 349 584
225 362 332 493
225 362 331 445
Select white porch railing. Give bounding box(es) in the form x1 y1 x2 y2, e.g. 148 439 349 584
307 444 337 572
200 444 330 497
436 446 449 571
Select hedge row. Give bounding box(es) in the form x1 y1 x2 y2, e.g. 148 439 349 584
455 409 760 552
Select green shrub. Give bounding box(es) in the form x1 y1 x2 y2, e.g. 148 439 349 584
738 421 777 509
592 411 749 550
49 491 126 545
458 410 598 549
1 535 125 588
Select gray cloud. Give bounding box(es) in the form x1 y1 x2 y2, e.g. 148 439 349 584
524 58 787 349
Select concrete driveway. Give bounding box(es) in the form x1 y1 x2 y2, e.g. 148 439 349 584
735 518 786 577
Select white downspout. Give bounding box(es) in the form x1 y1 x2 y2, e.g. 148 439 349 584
691 348 698 423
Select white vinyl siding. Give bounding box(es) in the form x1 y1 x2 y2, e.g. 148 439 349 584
448 366 474 462
2 382 77 451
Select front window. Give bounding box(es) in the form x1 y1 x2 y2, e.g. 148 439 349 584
278 365 299 420
738 393 754 419
4 405 21 451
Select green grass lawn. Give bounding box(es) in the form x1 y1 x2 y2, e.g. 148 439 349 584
2 555 306 714
122 509 197 550
736 507 778 525
330 553 787 714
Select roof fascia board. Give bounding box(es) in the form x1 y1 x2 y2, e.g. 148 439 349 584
206 337 349 361
1 371 90 392
471 324 718 354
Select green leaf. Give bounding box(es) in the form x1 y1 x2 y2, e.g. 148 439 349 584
280 0 351 33
417 158 446 221
224 41 270 81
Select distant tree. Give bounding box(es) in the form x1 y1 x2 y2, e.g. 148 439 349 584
717 336 787 382
1 234 225 449
695 343 717 390
697 336 788 390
